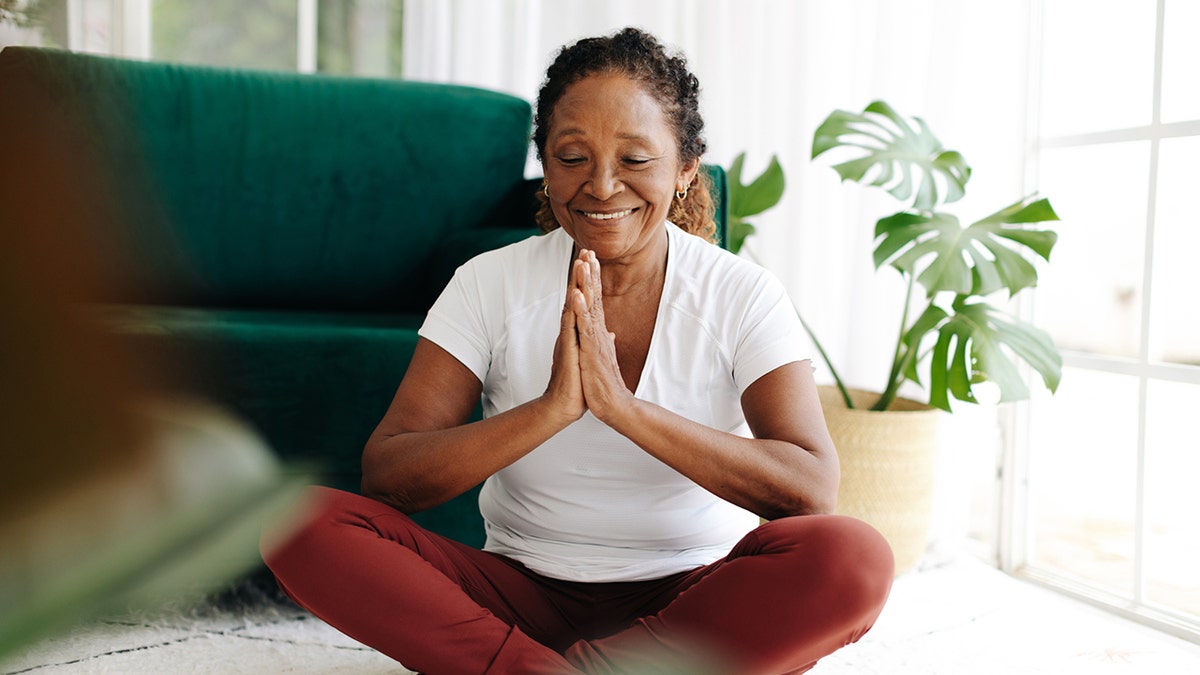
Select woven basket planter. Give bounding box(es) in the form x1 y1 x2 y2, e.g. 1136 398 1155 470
819 386 942 576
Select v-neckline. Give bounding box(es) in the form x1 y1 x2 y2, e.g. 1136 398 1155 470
558 225 673 398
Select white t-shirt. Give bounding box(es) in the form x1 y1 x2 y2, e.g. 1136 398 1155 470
419 222 810 582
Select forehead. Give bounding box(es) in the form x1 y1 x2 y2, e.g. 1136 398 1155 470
549 73 673 143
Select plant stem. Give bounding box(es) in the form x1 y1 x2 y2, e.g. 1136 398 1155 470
796 312 854 409
873 275 916 411
742 242 854 409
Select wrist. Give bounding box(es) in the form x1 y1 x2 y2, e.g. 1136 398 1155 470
535 390 585 429
591 390 641 430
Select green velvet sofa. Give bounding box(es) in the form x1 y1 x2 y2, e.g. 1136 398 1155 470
0 46 726 548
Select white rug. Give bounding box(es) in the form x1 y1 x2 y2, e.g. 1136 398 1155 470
4 554 1199 674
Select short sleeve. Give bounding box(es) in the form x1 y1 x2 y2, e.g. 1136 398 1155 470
418 259 493 384
731 272 812 393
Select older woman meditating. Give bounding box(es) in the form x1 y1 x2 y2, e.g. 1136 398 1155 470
264 27 893 674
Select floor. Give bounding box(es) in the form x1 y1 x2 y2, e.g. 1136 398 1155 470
4 548 1200 674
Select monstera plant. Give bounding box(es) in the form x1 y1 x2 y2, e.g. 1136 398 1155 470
812 101 1062 411
729 100 1062 412
727 102 1063 573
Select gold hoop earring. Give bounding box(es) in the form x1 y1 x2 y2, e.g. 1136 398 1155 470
543 182 550 198
675 185 689 201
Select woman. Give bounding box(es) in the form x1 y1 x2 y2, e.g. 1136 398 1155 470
264 28 893 674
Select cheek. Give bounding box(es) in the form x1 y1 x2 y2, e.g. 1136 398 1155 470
547 198 574 232
541 171 566 207
543 168 579 201
644 176 679 209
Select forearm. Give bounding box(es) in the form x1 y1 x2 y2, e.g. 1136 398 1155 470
361 395 575 514
604 399 839 520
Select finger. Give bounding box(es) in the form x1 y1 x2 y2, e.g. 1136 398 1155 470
573 258 592 306
580 252 603 315
572 259 594 311
571 287 588 317
573 253 588 282
587 251 602 292
560 288 578 332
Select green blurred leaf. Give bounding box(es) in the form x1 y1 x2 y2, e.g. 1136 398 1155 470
724 152 786 255
727 218 756 255
728 152 786 219
728 151 746 189
813 100 971 211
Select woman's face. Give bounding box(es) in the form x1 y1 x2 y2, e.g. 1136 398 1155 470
543 73 699 263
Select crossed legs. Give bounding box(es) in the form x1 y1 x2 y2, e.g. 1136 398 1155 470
262 487 893 674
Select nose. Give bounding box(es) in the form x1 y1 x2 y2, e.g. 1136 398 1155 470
585 162 624 201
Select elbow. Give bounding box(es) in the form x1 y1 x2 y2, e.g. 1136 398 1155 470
807 460 841 515
773 460 840 518
761 490 835 520
360 471 402 511
775 491 836 519
360 473 419 515
803 447 841 516
803 490 838 516
360 441 418 514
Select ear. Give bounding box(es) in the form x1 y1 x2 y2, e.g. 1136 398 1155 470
678 157 702 189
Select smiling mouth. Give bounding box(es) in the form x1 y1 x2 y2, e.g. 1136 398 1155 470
580 208 635 221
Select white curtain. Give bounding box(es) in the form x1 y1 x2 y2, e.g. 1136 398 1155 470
403 0 1033 402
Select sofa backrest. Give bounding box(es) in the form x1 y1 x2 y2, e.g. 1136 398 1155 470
0 47 533 312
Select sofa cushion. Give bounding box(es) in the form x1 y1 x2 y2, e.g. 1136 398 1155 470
99 304 488 546
101 306 422 474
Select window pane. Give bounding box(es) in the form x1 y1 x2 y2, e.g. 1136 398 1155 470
1035 142 1149 358
1039 0 1156 137
1028 368 1137 597
1162 0 1200 123
0 0 70 49
1150 136 1200 366
1144 380 1200 616
151 0 298 71
317 0 403 77
75 0 113 53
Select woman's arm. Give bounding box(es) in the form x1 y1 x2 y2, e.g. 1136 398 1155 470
361 299 586 513
599 361 840 520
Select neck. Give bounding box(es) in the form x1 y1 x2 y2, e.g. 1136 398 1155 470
579 226 669 297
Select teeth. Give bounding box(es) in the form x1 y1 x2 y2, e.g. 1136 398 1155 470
583 209 633 221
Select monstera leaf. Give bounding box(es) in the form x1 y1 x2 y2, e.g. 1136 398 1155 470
899 298 1063 411
873 196 1059 298
812 100 971 211
726 152 785 254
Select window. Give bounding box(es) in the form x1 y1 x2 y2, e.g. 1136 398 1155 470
0 0 403 76
1010 0 1200 641
151 0 302 71
150 0 403 75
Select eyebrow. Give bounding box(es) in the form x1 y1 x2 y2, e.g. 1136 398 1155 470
552 128 654 143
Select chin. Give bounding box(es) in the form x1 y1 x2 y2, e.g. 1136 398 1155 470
573 220 662 260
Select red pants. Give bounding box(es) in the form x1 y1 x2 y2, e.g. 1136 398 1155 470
263 487 893 674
